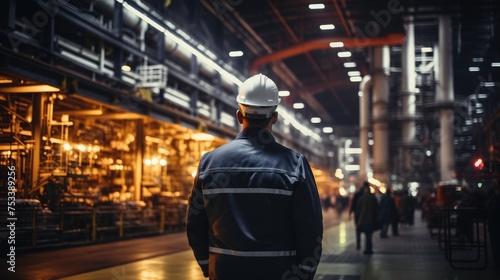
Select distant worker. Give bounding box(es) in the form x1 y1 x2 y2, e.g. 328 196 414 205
186 74 323 280
379 187 398 238
349 183 366 250
356 182 379 254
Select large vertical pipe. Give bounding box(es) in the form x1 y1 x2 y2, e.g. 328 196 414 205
437 15 455 182
401 16 417 181
31 94 44 192
372 46 390 184
134 119 144 201
359 75 372 184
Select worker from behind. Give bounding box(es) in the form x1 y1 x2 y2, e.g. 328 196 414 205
186 74 323 279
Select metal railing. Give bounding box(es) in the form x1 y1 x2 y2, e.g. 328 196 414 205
0 201 187 251
426 206 489 269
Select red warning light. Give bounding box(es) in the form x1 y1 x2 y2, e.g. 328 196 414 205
474 158 484 169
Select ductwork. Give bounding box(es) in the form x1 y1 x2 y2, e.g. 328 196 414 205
90 0 238 91
249 33 406 74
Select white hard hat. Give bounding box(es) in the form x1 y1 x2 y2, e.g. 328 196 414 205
237 74 280 119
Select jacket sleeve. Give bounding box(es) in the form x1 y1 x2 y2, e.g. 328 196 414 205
186 164 209 277
291 155 323 279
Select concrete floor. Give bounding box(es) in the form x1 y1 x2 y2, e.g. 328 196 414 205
5 210 500 280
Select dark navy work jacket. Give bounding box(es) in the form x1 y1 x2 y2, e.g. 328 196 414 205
186 128 323 280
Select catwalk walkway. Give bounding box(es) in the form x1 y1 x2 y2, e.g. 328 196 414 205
4 210 499 280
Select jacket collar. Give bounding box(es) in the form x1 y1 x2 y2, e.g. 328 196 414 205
236 127 276 145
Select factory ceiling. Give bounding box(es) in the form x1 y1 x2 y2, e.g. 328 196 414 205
159 0 500 134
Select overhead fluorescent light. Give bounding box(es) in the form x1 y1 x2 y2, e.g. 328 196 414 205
311 117 321 123
293 103 305 109
345 164 360 171
350 76 362 82
309 3 325 10
0 84 61 93
322 127 333 133
278 90 290 97
121 65 132 72
343 62 356 68
469 67 480 72
472 57 483 62
329 42 344 48
347 71 361 77
481 82 495 87
338 51 351 58
320 24 335 30
492 62 500 67
229 51 243 57
421 47 433 53
346 148 362 154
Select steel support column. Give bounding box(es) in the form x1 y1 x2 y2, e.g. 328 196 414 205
359 75 372 184
372 46 390 184
401 16 417 182
134 119 144 201
437 15 455 182
31 94 44 192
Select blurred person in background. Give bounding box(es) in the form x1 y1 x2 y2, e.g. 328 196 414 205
356 182 379 254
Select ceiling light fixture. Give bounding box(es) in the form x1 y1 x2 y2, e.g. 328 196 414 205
320 24 335 30
278 90 290 97
322 127 333 133
472 57 484 62
350 76 362 82
492 62 500 67
343 62 356 68
421 47 433 53
311 117 321 123
229 51 243 57
347 71 361 76
329 42 344 48
338 51 351 58
121 65 131 72
293 103 305 109
309 3 325 10
469 67 480 72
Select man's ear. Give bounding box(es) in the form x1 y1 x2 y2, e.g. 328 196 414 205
236 110 244 124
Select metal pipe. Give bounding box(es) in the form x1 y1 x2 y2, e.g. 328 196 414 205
372 46 390 184
250 34 406 74
437 15 455 182
359 75 372 183
401 16 416 180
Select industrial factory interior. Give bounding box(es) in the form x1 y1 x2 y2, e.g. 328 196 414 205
0 0 499 279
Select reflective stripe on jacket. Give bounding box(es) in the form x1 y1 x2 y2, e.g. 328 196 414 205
186 128 323 280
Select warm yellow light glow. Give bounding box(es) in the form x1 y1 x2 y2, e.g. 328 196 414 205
63 143 71 151
78 144 86 152
152 157 159 165
0 84 60 93
144 159 152 166
339 222 347 245
160 159 167 166
191 133 215 141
